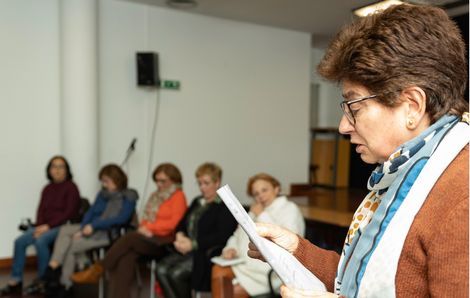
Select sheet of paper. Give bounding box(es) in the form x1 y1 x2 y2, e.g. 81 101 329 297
211 256 245 267
217 184 327 292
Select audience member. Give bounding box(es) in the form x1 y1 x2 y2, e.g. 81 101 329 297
0 156 80 296
212 173 305 298
44 164 138 296
156 162 237 298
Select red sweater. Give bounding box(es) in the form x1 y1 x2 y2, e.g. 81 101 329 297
141 189 187 237
36 180 81 228
294 145 469 297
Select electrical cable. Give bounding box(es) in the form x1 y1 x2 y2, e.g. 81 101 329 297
139 88 161 216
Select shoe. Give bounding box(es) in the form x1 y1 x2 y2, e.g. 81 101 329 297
0 282 22 296
24 278 45 295
44 266 62 283
70 263 104 284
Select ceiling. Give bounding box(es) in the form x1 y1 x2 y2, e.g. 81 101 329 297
124 0 469 47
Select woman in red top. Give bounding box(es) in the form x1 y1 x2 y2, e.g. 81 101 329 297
71 163 187 297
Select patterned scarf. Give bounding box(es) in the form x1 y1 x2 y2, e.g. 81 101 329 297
141 184 180 222
336 113 468 297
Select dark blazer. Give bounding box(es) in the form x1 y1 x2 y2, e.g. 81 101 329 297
176 195 237 291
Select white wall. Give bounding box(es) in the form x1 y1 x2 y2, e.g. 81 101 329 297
98 0 311 211
0 0 311 258
0 0 61 258
311 48 343 128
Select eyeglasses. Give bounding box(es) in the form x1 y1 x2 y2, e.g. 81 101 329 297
155 178 169 184
50 165 66 169
340 94 378 125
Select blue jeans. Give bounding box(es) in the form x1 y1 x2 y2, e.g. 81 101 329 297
11 226 59 282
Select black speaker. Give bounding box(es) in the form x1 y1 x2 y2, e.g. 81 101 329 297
136 52 160 87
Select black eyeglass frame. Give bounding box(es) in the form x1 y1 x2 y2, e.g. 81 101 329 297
340 94 378 124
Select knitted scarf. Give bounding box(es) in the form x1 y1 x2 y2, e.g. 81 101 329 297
141 184 180 222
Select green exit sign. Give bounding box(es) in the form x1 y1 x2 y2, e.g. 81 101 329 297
160 80 180 90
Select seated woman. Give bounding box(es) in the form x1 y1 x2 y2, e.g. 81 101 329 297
156 162 238 298
70 163 188 298
0 156 80 296
211 173 305 298
44 164 138 294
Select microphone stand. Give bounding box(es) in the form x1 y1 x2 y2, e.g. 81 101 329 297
121 138 137 167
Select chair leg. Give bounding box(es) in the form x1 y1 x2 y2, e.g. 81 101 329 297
135 262 142 298
150 259 156 298
98 248 105 298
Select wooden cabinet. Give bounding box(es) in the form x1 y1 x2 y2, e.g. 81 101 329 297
310 128 350 187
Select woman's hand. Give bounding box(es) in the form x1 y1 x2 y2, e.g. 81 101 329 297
250 202 264 216
82 224 94 236
73 230 83 240
247 223 300 261
137 226 153 238
174 233 193 255
222 248 238 259
280 286 339 298
33 224 50 238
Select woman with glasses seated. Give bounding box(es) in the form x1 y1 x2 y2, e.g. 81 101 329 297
248 4 468 298
211 173 305 298
0 156 80 297
70 163 187 298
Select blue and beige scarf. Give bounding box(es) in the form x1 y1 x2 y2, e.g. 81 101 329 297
335 113 469 297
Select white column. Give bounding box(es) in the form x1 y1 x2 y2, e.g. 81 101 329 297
60 0 99 199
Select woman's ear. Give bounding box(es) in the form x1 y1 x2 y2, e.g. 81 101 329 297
401 86 429 130
274 186 280 196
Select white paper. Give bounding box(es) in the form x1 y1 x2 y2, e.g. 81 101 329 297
211 256 245 267
217 185 327 292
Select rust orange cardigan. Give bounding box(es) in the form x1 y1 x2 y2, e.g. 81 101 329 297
140 189 187 237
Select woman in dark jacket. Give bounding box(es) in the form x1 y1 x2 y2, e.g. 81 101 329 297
156 162 237 298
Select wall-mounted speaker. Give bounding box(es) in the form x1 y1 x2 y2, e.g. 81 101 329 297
136 52 160 87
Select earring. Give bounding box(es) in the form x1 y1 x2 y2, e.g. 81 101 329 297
407 118 415 127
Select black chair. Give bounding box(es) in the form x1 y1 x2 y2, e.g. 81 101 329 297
251 269 281 298
70 197 91 224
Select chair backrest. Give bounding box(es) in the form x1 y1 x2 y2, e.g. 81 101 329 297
70 197 91 224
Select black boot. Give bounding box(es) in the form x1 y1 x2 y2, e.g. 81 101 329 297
0 282 22 297
44 266 62 286
44 266 63 298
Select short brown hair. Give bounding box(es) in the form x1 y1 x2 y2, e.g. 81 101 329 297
317 4 468 123
152 163 183 185
99 164 127 190
195 162 222 182
246 173 281 197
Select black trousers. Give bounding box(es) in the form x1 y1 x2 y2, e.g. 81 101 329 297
155 252 193 298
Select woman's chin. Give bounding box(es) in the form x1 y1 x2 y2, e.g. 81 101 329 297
359 153 379 165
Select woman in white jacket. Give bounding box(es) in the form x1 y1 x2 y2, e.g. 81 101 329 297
211 173 305 297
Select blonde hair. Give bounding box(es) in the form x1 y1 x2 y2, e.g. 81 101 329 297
195 162 222 182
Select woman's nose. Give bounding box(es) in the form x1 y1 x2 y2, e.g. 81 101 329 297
339 115 354 135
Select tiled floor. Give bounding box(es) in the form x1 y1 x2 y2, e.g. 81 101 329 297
0 265 153 298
